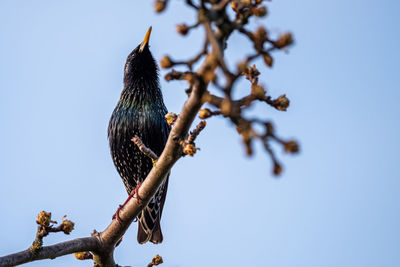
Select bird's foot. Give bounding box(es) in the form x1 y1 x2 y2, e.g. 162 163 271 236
112 204 125 223
112 194 133 222
112 183 142 223
134 182 142 201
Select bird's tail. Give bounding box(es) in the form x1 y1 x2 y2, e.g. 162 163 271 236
137 218 163 244
137 174 169 244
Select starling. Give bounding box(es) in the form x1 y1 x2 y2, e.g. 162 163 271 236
108 27 170 244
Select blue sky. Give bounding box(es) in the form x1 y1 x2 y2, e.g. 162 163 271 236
0 1 399 266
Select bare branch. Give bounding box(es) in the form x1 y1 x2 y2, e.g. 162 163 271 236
1 1 297 265
132 136 159 162
0 237 99 267
147 254 163 267
186 120 207 144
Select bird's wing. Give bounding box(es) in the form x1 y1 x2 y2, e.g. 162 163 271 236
137 111 171 244
137 172 170 244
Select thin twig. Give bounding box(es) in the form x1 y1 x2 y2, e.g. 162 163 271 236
131 136 159 161
186 121 207 144
0 237 99 267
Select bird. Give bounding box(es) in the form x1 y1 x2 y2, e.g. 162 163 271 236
108 27 170 244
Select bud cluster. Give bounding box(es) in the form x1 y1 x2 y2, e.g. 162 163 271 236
157 0 297 175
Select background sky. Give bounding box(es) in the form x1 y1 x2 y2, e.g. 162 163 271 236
1 1 399 267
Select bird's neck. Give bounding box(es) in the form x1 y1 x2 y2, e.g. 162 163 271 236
118 79 164 110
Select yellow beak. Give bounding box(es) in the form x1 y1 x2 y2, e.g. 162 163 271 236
139 26 152 52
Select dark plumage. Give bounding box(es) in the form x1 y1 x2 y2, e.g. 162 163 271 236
108 27 170 244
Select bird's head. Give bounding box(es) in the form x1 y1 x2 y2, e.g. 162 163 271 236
123 27 159 88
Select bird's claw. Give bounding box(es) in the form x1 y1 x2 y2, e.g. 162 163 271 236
112 183 142 223
112 205 124 223
134 182 142 201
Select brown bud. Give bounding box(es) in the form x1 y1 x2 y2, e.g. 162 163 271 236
274 94 290 111
284 140 299 154
74 251 93 260
165 112 178 125
255 0 263 4
151 254 164 266
61 219 75 234
251 84 266 98
273 162 282 176
254 26 267 42
245 64 260 77
164 73 173 81
183 143 197 156
253 6 268 17
198 120 207 128
176 24 189 36
160 55 173 69
236 119 252 134
199 108 212 119
262 53 273 67
154 0 167 13
275 32 294 48
37 211 52 227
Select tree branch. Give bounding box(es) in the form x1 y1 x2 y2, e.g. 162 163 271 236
0 237 99 267
1 1 297 265
132 136 159 162
0 21 210 267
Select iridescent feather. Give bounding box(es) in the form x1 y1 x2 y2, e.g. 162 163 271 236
108 28 170 244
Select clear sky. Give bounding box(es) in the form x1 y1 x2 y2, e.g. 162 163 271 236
1 1 399 266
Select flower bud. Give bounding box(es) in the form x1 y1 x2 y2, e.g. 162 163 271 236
273 162 282 176
284 140 299 154
61 219 75 234
262 53 273 67
154 0 167 13
36 211 52 227
274 94 290 111
74 252 92 260
254 26 267 42
151 254 164 266
251 84 266 98
165 112 178 125
244 64 260 77
183 143 197 156
176 24 189 36
160 56 173 69
253 6 267 17
199 108 212 119
275 32 294 48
